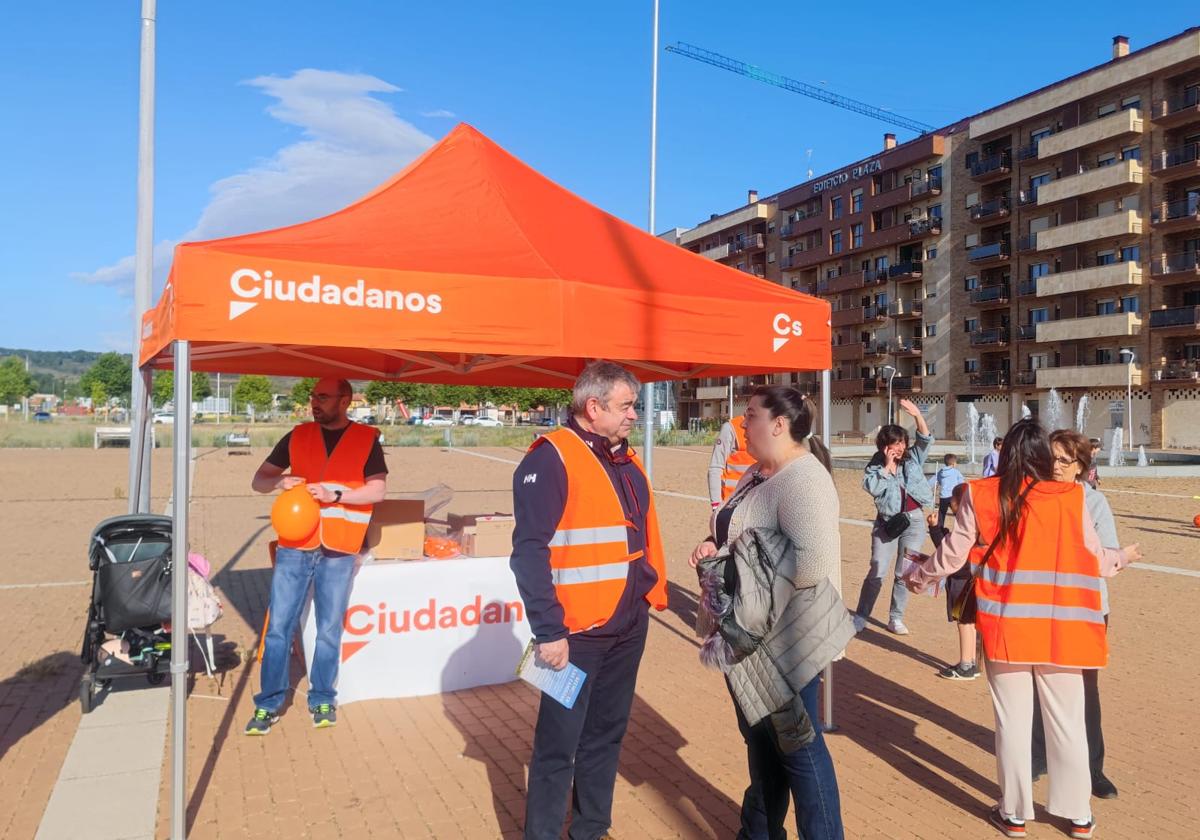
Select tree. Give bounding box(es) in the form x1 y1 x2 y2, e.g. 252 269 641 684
291 377 318 406
151 370 174 407
0 357 34 407
80 352 132 403
90 382 108 409
234 375 273 420
192 372 213 402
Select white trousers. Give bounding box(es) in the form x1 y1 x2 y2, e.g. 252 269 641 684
985 658 1092 821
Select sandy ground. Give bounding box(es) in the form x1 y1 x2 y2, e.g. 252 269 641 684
0 444 1197 839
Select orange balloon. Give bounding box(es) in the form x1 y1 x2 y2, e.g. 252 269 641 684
271 485 320 541
1193 514 1200 529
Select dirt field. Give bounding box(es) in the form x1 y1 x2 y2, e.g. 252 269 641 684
0 445 1197 839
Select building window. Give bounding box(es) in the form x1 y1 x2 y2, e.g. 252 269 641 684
831 230 843 254
965 317 979 333
851 189 863 214
928 164 943 182
965 233 979 248
1029 262 1049 279
926 247 938 260
1121 144 1141 161
964 359 979 373
767 251 776 263
1096 348 1115 365
851 223 863 249
1096 299 1116 315
1121 95 1141 112
929 203 942 219
1030 308 1048 323
1096 250 1116 266
925 323 937 337
965 151 979 171
831 196 843 220
965 275 979 291
1097 103 1117 118
1121 245 1140 264
965 191 979 208
1121 294 1140 313
875 256 889 273
925 362 936 376
1097 152 1117 167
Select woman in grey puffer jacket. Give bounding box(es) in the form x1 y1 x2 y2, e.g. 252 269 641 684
690 386 853 840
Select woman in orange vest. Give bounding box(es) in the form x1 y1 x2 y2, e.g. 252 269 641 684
906 419 1140 840
708 415 757 507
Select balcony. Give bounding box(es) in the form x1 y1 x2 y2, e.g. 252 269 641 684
820 272 867 295
831 307 865 328
1037 159 1143 205
832 343 865 362
782 252 817 270
1150 142 1200 180
1015 324 1038 342
1037 108 1144 158
1037 363 1143 390
700 243 731 260
887 261 923 282
1149 305 1200 333
969 370 1011 388
891 338 923 357
888 299 924 319
864 341 889 358
969 197 1011 223
1036 260 1142 297
970 283 1011 307
970 151 1013 183
695 385 730 400
1151 89 1200 128
1150 251 1200 283
970 327 1010 347
863 268 890 287
863 304 888 323
1014 370 1037 386
1018 279 1039 297
1154 360 1200 384
909 176 943 199
832 378 881 398
1036 210 1142 250
1018 234 1039 253
780 210 824 239
729 233 766 254
892 376 923 393
967 240 1011 265
1035 311 1142 343
1151 197 1200 232
1016 140 1043 161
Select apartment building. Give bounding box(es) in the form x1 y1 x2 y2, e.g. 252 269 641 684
671 27 1200 447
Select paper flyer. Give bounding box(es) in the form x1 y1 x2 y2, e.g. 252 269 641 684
516 640 587 709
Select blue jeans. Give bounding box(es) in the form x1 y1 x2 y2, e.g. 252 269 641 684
855 511 927 624
734 675 844 840
254 547 356 712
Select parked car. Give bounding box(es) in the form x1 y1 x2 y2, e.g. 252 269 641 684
424 416 453 427
458 414 478 426
152 412 175 424
361 414 378 425
538 417 558 427
473 417 503 428
406 416 423 425
33 411 52 422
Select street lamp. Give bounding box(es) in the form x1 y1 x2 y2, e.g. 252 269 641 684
1119 348 1135 447
880 364 897 424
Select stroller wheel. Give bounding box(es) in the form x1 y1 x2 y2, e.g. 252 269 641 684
147 671 166 686
79 674 95 714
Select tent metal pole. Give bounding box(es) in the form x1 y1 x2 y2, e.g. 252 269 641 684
128 0 156 510
820 367 836 732
641 0 660 479
170 339 190 840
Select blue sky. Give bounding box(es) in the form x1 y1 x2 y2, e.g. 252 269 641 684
1 1 1194 352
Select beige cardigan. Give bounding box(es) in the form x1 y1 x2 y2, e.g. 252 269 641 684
714 452 842 596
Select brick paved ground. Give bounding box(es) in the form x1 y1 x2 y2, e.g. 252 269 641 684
1 446 1197 839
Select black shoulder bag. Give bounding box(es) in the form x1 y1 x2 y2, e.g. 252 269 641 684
882 485 912 541
950 481 1037 623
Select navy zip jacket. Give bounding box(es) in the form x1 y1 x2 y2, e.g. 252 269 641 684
510 418 659 643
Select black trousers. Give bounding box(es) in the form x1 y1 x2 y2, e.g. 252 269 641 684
937 497 953 530
523 607 648 840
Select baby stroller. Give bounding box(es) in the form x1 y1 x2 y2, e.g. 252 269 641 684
79 514 174 713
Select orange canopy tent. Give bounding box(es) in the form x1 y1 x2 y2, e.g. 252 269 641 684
139 124 830 383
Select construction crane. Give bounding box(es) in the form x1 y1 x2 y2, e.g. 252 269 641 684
666 42 936 136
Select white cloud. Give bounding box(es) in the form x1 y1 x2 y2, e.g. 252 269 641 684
420 109 456 118
76 69 435 294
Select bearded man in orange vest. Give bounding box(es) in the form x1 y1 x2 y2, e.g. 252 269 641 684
245 377 387 735
511 361 669 840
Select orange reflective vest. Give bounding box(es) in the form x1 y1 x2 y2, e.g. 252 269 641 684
969 477 1108 668
720 416 757 501
281 421 377 555
531 428 669 633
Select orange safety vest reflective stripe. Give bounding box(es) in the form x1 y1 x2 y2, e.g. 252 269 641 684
531 428 668 633
968 477 1108 668
280 422 377 555
721 416 757 501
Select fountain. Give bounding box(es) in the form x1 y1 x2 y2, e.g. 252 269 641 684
1021 403 1032 419
1075 394 1090 434
1044 387 1064 432
1108 428 1125 467
1137 445 1149 467
980 414 998 458
966 403 980 463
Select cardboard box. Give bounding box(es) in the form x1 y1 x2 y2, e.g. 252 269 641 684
446 511 511 533
457 514 515 558
364 500 425 560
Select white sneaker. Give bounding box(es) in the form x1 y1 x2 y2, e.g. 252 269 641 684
887 619 910 635
851 614 867 634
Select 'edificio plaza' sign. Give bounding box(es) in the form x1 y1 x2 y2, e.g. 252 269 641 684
812 159 883 194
